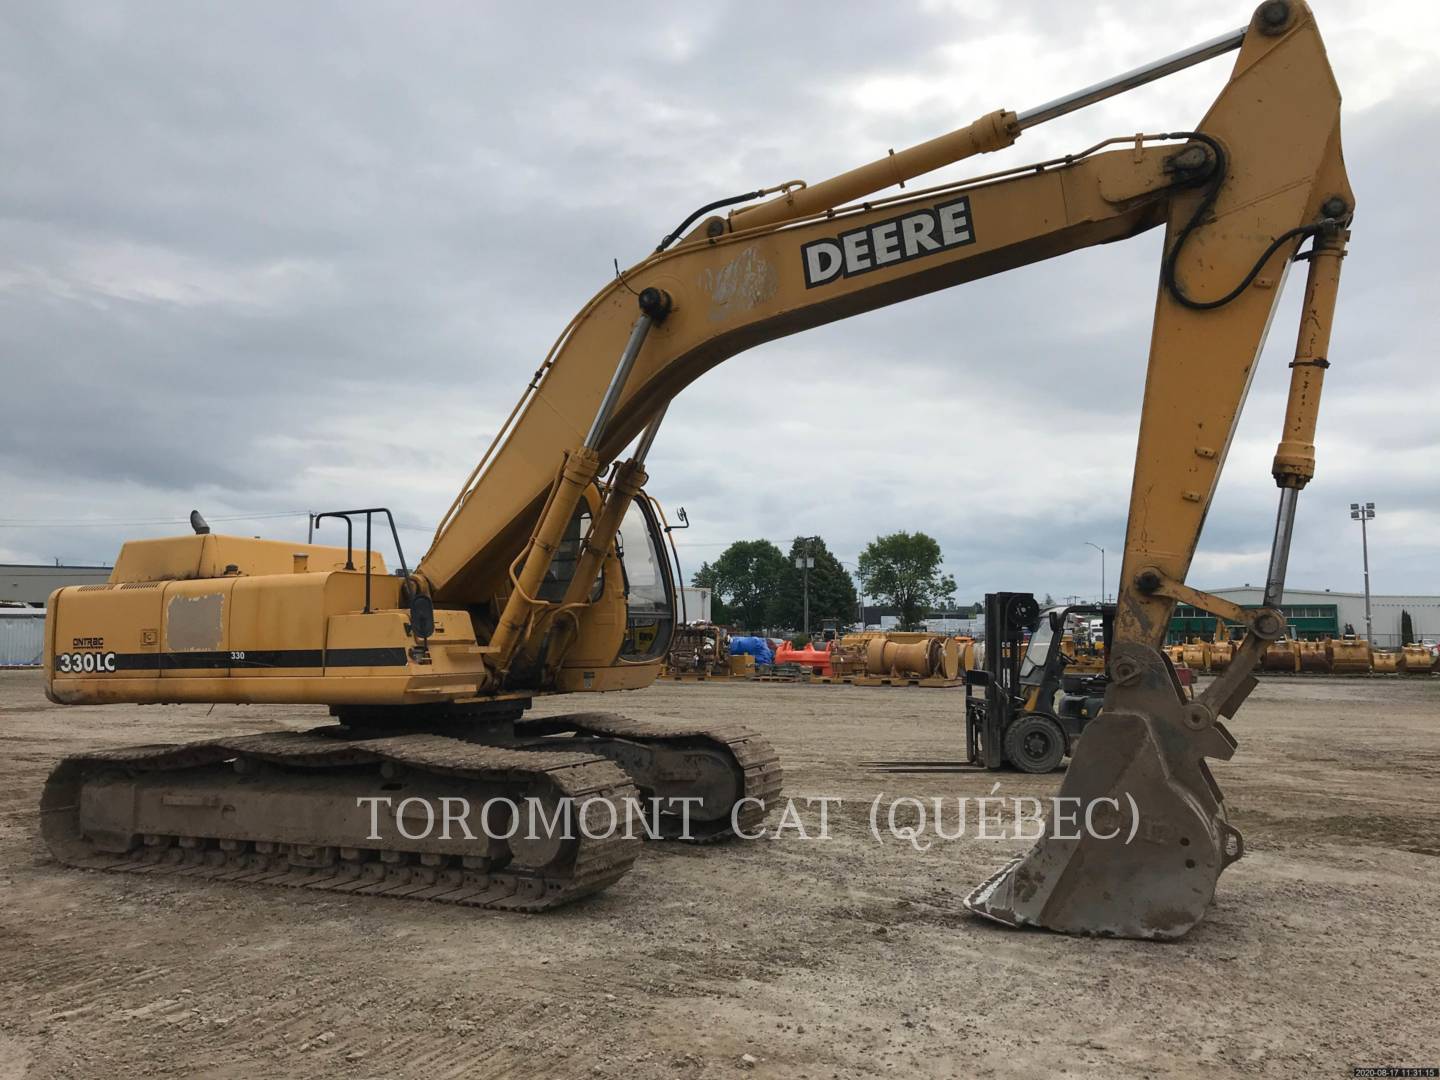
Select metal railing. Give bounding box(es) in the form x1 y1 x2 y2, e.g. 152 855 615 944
310 507 410 615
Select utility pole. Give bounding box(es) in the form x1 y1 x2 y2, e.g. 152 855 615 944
1349 502 1375 644
803 550 810 636
795 536 820 637
1084 541 1105 604
838 557 864 630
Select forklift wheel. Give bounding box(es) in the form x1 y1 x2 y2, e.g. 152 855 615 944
1004 714 1067 773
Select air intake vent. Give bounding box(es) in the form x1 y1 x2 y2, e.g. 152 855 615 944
78 585 113 592
120 582 161 590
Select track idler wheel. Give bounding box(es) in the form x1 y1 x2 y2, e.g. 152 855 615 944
965 642 1245 939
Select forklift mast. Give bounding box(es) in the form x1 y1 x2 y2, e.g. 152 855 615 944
968 592 1041 768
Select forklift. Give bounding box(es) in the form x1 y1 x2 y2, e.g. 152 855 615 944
964 592 1114 773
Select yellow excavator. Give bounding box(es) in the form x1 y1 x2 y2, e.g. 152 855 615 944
42 0 1350 938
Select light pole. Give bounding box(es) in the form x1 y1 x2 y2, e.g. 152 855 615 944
795 536 820 637
839 558 865 629
1084 542 1105 604
1349 502 1375 644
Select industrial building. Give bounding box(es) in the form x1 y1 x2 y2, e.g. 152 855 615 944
1170 586 1440 648
0 563 112 606
0 564 110 665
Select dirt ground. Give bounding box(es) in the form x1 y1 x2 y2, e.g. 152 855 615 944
0 669 1436 1079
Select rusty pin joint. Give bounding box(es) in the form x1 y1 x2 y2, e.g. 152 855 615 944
1112 659 1143 687
638 287 672 324
1135 568 1164 594
1165 142 1216 184
1250 609 1285 640
1257 0 1292 35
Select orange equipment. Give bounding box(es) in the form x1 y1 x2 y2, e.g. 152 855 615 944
773 641 834 677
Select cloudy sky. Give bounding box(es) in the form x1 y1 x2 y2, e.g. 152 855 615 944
2 0 1436 605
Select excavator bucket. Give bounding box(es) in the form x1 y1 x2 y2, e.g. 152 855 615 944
965 642 1245 939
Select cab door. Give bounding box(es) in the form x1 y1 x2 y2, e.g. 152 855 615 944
615 497 675 663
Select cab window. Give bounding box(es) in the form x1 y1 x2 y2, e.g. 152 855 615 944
535 505 600 603
616 500 674 661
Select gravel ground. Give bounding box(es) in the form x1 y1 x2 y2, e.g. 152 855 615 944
0 668 1436 1079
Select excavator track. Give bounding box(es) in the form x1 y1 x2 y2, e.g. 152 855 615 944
515 712 783 841
40 730 641 912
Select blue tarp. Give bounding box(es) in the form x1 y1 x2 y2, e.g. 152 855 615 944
729 636 774 666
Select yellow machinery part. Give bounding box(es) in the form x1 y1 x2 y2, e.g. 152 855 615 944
1181 641 1211 673
1209 641 1234 673
1326 637 1372 675
863 634 961 680
1400 644 1434 675
1261 639 1301 673
1297 640 1330 674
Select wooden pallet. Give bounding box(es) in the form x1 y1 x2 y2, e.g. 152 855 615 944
852 676 963 688
808 675 854 684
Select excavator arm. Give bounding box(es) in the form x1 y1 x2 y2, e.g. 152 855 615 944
422 2 1346 651
413 0 1349 938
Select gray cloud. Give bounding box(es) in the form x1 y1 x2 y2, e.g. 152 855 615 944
2 1 1436 606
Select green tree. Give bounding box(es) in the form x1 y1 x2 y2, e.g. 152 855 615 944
1401 609 1415 645
857 531 956 631
774 536 859 633
692 540 788 631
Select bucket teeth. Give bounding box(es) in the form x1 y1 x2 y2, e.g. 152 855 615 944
964 643 1243 939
